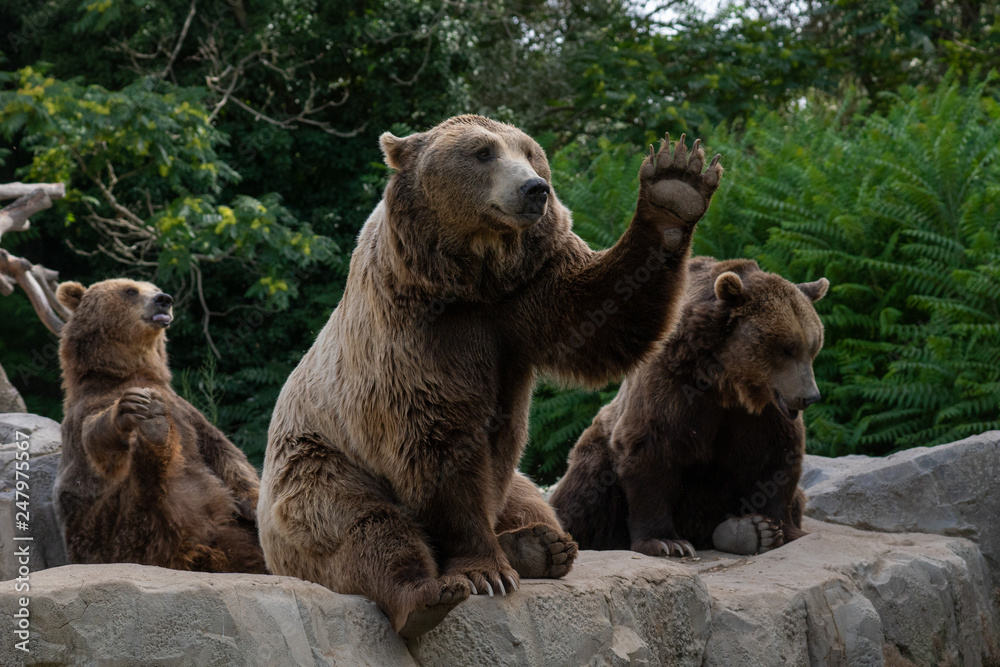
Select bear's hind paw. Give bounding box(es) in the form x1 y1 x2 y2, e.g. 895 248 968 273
395 575 471 639
712 514 784 555
498 523 579 579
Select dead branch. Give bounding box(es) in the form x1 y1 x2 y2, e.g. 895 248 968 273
0 182 66 201
0 250 65 335
0 184 71 335
0 189 53 241
161 0 198 82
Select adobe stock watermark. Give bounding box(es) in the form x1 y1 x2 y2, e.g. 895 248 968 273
10 429 32 653
552 243 676 358
6 2 67 54
732 448 799 519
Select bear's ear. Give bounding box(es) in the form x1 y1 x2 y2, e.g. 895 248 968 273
56 281 86 311
797 277 830 302
714 271 744 304
380 131 424 171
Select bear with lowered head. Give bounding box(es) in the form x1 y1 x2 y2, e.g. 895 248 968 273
551 257 829 558
258 115 724 637
53 278 266 573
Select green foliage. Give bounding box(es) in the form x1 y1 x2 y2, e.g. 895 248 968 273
2 0 999 471
726 71 1000 455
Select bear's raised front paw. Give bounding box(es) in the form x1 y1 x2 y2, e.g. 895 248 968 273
116 388 170 446
395 575 471 639
712 514 784 555
632 537 697 558
498 523 579 579
446 555 520 598
637 133 722 247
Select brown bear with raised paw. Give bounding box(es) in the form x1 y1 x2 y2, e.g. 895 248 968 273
53 279 266 574
551 257 828 558
258 115 723 637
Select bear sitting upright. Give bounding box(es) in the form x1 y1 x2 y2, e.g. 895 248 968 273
53 278 266 574
551 257 829 557
258 115 724 637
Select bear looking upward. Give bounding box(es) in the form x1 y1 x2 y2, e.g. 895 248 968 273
258 115 723 637
53 279 266 574
550 257 829 558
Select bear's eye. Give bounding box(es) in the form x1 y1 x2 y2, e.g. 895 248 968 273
476 147 494 162
526 149 534 160
125 287 138 297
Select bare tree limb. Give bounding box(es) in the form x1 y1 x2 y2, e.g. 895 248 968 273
161 0 198 82
0 189 53 241
193 263 221 359
0 183 66 201
0 250 65 335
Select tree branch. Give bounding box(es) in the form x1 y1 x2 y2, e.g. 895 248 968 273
0 182 66 201
161 0 198 81
0 250 65 335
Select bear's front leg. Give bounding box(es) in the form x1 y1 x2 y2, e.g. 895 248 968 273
614 435 696 558
516 134 723 386
81 387 173 481
425 471 520 597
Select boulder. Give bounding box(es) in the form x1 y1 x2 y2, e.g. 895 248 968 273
802 431 1000 588
2 519 997 666
694 519 999 667
0 413 67 581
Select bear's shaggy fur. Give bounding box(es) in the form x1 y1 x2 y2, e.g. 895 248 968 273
551 257 829 557
53 278 266 573
258 115 724 637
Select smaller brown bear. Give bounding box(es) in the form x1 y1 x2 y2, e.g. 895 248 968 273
53 278 266 573
550 257 829 557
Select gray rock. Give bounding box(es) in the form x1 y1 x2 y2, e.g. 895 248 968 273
694 518 999 667
0 413 67 581
0 366 27 413
2 520 996 666
802 431 1000 588
408 551 712 667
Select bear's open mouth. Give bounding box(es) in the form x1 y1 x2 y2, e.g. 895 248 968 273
148 312 173 328
773 390 799 421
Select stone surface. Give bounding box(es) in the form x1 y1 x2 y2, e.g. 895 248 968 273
2 415 998 666
693 519 999 667
0 367 27 413
802 431 1000 588
408 551 712 667
0 413 67 581
2 520 997 666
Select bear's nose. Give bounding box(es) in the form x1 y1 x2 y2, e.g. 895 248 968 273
154 292 173 308
520 178 550 203
801 391 822 408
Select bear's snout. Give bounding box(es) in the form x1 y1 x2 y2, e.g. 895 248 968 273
519 178 550 217
148 292 174 328
800 391 822 408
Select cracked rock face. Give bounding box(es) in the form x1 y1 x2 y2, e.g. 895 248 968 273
803 430 1000 589
0 413 67 581
1 520 998 666
1 418 998 666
